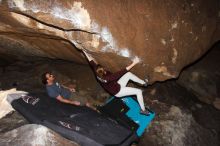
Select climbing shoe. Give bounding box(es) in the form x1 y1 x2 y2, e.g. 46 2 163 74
140 110 150 116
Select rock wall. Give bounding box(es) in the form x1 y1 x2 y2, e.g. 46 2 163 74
0 0 219 82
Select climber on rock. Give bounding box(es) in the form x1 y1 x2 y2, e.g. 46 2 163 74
82 50 150 115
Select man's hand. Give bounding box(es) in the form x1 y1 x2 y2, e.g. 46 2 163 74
82 49 87 53
61 84 76 92
71 101 81 106
56 95 80 106
69 88 76 92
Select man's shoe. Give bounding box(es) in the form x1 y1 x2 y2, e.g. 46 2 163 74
140 110 150 116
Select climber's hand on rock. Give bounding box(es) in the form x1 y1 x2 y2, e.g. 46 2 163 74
132 57 140 64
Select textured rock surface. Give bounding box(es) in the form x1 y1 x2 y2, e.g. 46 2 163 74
213 98 220 110
139 104 219 146
0 111 28 134
0 0 219 83
0 124 79 146
177 42 220 109
141 81 220 146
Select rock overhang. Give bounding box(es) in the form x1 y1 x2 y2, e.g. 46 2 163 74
0 0 219 83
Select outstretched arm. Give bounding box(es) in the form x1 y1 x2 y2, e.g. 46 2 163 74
56 95 80 106
61 84 76 92
126 57 140 71
82 50 99 71
82 50 97 63
104 58 140 82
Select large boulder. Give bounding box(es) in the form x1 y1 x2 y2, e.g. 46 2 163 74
0 124 79 146
139 105 219 146
0 0 219 82
140 80 220 146
177 43 220 109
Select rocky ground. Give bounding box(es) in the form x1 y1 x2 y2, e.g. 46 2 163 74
0 44 220 146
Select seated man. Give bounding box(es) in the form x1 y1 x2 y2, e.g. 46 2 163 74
41 72 88 106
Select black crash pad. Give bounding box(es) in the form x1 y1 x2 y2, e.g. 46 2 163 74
7 93 138 146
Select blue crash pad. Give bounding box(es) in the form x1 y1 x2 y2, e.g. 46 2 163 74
121 97 155 136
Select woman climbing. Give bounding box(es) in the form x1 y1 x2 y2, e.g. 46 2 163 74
82 50 150 115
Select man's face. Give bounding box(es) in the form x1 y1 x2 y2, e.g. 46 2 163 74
46 73 55 83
